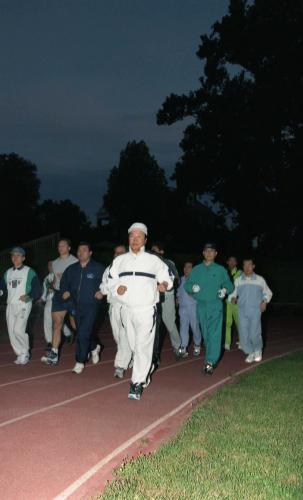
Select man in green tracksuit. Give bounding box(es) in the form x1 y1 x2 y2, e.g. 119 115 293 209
184 242 233 375
224 256 242 351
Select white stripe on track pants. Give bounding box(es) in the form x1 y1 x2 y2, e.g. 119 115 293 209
120 305 156 385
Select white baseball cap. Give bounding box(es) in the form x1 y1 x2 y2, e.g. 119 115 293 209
128 222 148 236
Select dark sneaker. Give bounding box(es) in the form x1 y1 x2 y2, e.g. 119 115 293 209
45 343 52 353
41 350 58 366
203 363 214 375
128 383 143 401
176 347 189 360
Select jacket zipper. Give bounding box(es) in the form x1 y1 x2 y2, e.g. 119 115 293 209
77 267 84 303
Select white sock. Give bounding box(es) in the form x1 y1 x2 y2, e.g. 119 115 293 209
52 348 58 354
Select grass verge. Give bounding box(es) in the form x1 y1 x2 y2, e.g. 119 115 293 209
101 352 303 499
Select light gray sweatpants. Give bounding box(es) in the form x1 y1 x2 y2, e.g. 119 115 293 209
161 292 180 350
238 307 263 354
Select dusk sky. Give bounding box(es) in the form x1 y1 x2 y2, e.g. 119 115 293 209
0 0 228 222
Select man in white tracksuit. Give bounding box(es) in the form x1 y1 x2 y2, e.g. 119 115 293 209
228 257 273 363
100 244 128 378
108 223 173 400
41 260 72 350
0 247 41 364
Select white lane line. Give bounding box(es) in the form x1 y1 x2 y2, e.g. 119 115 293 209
0 346 116 369
0 335 298 383
53 347 303 500
0 351 188 428
0 348 172 389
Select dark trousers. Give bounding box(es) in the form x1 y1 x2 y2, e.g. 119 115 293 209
75 303 99 363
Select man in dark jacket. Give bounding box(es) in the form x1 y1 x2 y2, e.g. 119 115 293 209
60 242 105 374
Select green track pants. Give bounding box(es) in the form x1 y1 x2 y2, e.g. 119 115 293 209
225 302 239 347
197 300 223 366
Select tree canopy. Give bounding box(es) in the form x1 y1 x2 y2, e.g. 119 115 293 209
0 153 40 247
157 0 303 255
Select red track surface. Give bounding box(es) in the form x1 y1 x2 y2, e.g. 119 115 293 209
0 317 302 499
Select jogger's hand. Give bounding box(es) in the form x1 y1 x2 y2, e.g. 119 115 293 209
117 286 127 295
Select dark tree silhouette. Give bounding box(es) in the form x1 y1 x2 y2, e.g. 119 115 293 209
157 0 303 255
0 153 40 247
100 141 170 240
38 199 91 243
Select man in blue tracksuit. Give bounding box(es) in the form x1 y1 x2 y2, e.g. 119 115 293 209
60 242 105 374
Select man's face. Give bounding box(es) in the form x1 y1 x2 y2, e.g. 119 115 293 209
58 240 70 257
77 245 92 262
11 253 25 268
227 257 237 270
114 245 126 258
203 248 217 263
129 230 146 253
184 262 193 277
243 260 255 275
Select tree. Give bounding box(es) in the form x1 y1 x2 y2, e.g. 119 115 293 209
100 141 170 240
0 153 40 247
157 0 303 255
38 199 91 243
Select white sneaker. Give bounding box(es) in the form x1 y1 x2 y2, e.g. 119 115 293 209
254 351 262 362
224 343 231 351
114 367 124 379
193 345 201 356
72 362 84 374
245 353 255 363
14 355 29 365
91 344 101 365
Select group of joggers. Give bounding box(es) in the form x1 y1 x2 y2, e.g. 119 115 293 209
0 221 272 400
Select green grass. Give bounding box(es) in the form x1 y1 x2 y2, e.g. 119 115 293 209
101 352 303 500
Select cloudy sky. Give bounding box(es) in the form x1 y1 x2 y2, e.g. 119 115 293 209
0 0 228 221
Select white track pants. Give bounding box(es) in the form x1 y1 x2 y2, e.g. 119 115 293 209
120 305 157 385
6 302 32 356
44 300 72 343
109 303 132 370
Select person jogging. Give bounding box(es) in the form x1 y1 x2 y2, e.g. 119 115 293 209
60 242 105 374
184 242 233 375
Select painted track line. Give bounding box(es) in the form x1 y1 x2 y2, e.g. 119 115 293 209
0 355 197 429
53 347 303 500
0 336 298 386
0 348 172 388
0 345 116 369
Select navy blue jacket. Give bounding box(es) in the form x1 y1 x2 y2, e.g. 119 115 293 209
60 259 105 305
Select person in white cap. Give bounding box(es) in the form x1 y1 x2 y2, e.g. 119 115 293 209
107 223 173 400
100 244 128 378
0 247 41 364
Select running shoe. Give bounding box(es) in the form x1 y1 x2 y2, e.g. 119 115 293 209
193 345 201 356
128 383 143 401
41 350 58 365
254 351 262 362
114 367 124 379
203 363 214 375
72 362 84 374
91 344 101 365
245 353 255 363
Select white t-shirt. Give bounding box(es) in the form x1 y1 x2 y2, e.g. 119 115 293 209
52 254 78 290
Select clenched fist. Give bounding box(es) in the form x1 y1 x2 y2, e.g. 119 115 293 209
117 285 127 295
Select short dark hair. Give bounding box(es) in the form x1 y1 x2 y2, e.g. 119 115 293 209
151 241 165 252
243 256 255 264
78 241 92 251
59 238 72 247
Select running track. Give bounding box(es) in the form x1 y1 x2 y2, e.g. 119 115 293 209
0 316 302 499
